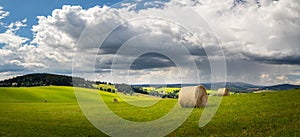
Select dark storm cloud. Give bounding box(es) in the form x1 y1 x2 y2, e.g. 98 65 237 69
186 46 207 56
97 22 210 57
130 52 176 70
93 22 211 71
94 69 112 73
98 25 143 54
94 52 176 71
242 52 300 65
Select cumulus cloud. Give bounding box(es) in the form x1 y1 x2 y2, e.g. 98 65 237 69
295 79 300 85
0 7 28 49
0 6 9 20
6 18 27 33
193 0 300 65
0 7 31 75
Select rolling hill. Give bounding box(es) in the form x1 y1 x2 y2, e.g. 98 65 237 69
261 84 300 90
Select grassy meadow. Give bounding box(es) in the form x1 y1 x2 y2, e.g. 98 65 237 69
142 87 181 93
0 86 299 136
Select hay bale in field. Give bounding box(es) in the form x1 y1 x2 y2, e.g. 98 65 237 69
178 85 208 108
113 98 119 103
217 88 229 96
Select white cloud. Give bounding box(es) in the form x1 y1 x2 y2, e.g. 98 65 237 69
259 73 273 84
192 0 300 65
294 79 300 85
276 75 288 81
0 8 47 75
260 74 270 79
0 32 28 49
0 6 9 20
0 7 28 49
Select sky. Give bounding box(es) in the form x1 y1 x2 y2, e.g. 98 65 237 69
0 0 299 85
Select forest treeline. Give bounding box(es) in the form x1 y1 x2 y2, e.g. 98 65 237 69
0 73 95 88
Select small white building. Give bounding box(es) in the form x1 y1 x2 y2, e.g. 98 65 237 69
12 82 18 86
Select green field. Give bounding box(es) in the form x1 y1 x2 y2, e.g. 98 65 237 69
0 86 299 136
156 87 181 93
142 87 181 94
142 87 156 92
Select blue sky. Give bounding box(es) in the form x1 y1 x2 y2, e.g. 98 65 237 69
0 0 121 41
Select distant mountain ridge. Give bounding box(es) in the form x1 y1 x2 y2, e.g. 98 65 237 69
132 82 300 93
261 84 300 91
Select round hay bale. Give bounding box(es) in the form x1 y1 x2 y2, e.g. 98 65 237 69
113 98 119 103
178 85 208 108
217 88 229 96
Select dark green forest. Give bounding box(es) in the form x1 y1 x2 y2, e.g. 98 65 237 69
0 73 93 88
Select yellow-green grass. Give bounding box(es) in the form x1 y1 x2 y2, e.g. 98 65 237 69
142 87 181 94
206 90 215 95
0 86 76 103
156 87 181 93
142 87 156 92
206 90 236 95
0 86 299 136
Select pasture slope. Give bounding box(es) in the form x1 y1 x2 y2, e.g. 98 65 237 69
0 86 299 136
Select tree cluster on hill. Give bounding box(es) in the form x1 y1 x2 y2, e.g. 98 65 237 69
162 90 179 98
95 81 113 85
131 86 149 94
0 73 94 88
